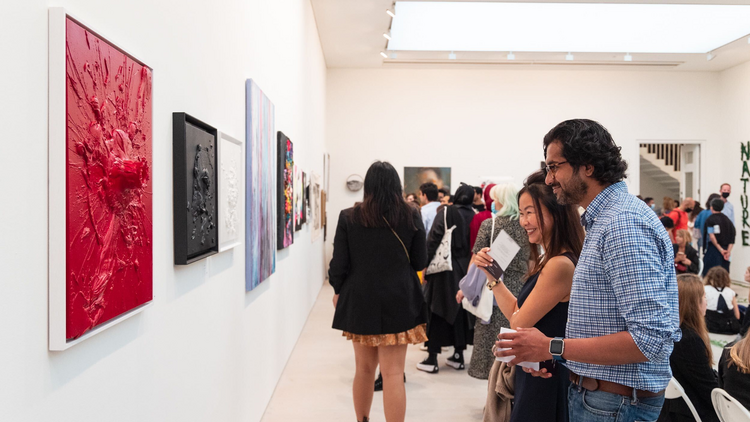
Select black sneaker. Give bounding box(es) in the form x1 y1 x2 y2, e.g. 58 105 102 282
374 373 383 392
446 353 465 370
417 358 439 373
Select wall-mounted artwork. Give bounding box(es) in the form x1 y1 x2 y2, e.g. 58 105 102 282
324 153 331 201
218 131 242 252
404 167 452 197
294 165 303 232
277 132 294 249
245 80 276 291
311 173 322 242
173 113 218 265
48 8 153 350
301 171 308 225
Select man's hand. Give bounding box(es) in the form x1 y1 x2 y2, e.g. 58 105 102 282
722 249 731 261
494 327 553 365
456 290 465 304
522 366 553 379
333 294 339 308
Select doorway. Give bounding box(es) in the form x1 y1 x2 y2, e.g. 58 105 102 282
639 142 702 214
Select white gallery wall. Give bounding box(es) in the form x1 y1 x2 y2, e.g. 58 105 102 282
325 67 740 272
0 0 326 421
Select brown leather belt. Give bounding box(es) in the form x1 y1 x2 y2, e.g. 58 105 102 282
569 371 664 398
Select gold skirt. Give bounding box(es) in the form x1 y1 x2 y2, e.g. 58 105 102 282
343 324 428 347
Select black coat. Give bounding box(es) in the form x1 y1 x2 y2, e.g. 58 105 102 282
657 327 719 422
424 204 475 323
329 207 428 335
719 341 750 411
673 244 700 275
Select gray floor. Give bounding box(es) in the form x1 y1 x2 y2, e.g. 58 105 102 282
261 279 750 421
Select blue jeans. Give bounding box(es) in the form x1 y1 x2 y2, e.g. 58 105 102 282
568 384 665 422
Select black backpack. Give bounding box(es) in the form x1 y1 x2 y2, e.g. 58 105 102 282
705 287 741 334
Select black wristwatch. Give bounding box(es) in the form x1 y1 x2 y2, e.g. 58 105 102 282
549 337 566 362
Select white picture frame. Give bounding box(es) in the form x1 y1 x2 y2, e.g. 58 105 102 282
218 131 244 252
48 8 153 351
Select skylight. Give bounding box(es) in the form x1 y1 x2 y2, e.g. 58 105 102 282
387 2 750 54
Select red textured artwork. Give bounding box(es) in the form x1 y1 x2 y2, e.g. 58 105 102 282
65 17 153 340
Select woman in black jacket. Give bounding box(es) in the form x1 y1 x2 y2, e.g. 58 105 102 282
418 184 476 373
673 229 700 275
329 161 428 422
658 274 719 422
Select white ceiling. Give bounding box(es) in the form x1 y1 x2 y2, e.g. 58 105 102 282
311 0 750 71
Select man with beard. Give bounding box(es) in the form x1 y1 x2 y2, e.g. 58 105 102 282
492 119 680 422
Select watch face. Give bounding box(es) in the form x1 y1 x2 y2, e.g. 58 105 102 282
550 339 564 355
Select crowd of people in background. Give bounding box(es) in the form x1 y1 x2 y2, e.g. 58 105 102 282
328 119 750 422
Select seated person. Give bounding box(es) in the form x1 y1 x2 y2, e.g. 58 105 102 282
742 267 750 337
719 334 750 411
673 229 700 275
704 267 741 334
658 274 719 422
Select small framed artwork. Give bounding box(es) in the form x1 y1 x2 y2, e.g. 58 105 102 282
277 131 294 249
294 165 303 232
218 131 243 252
173 112 219 264
48 8 154 350
301 171 308 225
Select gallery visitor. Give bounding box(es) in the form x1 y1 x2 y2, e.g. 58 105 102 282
419 184 476 374
702 198 736 276
720 183 735 225
329 161 429 422
469 183 496 250
493 119 680 422
673 229 700 275
419 182 440 236
475 170 584 422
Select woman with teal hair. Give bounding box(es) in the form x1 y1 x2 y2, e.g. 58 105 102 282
465 183 530 380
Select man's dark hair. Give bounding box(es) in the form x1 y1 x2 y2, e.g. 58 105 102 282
438 187 450 196
473 186 482 196
543 119 628 185
711 198 725 212
644 197 654 203
660 216 674 229
419 182 438 202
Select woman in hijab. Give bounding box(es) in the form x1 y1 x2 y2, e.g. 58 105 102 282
469 184 496 250
418 184 477 373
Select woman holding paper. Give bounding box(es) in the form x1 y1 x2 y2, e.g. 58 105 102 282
475 170 584 422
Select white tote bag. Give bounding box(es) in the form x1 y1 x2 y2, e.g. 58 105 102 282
424 208 455 275
462 217 495 322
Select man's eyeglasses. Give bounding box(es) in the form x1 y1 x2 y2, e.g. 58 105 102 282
545 161 569 175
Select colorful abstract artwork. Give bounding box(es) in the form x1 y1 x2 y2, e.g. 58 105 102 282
404 167 452 198
294 165 303 231
277 132 294 249
218 132 242 252
60 15 153 342
173 113 218 264
245 80 276 291
301 171 308 225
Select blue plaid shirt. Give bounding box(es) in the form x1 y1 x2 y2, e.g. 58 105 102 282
566 182 681 393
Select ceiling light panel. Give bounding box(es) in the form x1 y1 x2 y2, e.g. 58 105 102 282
387 2 750 54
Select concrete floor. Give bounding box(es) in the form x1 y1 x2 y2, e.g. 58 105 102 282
261 278 750 421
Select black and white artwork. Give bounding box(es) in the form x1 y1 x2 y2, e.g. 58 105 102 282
173 112 219 264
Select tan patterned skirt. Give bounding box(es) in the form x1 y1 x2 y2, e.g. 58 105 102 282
343 324 428 347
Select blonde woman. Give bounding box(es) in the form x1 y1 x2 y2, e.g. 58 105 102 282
719 332 750 410
658 274 719 422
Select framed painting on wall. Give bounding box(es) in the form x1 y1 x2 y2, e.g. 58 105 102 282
310 173 322 242
404 167 452 197
277 132 294 249
300 171 308 225
48 8 154 350
245 79 276 291
294 165 303 232
173 112 219 265
218 131 242 252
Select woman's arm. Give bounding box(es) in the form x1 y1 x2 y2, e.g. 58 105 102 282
687 246 700 274
733 296 741 321
328 211 350 294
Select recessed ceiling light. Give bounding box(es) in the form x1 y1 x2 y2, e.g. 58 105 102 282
707 52 715 61
624 53 633 62
565 53 574 61
449 51 457 60
383 33 391 41
507 52 515 60
380 51 388 58
388 2 750 53
386 9 395 18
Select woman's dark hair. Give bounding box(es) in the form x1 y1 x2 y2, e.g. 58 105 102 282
453 184 475 206
705 193 721 210
353 161 415 229
660 216 674 229
519 170 585 276
543 119 628 185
